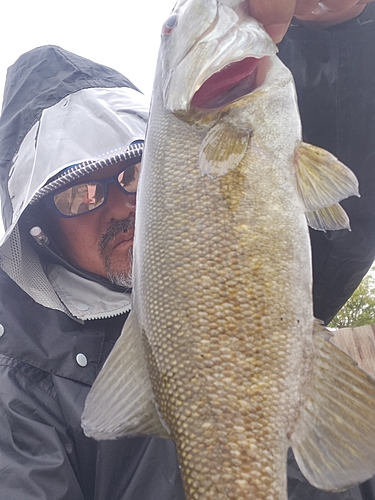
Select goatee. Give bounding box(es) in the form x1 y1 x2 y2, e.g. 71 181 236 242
100 219 134 288
105 246 133 288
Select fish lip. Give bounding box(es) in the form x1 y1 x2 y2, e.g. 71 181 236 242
190 55 269 111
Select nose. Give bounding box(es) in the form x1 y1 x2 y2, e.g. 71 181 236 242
124 193 136 209
103 183 136 222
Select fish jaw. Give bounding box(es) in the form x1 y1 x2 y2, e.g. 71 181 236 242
160 0 277 115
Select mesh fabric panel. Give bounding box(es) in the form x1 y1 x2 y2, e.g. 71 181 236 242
0 225 68 312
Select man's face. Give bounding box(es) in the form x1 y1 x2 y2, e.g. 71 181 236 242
48 161 137 285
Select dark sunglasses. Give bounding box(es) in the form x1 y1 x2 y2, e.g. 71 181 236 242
45 162 140 218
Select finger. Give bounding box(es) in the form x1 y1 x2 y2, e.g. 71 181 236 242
247 0 297 42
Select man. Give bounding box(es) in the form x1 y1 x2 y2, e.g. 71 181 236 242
0 2 375 500
0 45 185 499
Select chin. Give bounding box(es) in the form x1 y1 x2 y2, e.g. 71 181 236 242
105 248 133 287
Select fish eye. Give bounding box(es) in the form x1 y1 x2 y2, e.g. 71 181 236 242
162 13 178 36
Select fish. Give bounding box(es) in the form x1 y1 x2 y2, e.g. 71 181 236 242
81 1 375 498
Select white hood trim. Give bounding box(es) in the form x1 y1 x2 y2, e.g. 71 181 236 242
46 264 132 321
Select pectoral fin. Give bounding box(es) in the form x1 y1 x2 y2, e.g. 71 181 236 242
290 320 375 491
295 142 359 231
81 311 170 440
200 121 250 178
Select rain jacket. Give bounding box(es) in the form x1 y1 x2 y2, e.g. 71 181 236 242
0 3 375 498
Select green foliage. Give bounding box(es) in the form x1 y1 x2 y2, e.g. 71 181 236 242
329 266 375 329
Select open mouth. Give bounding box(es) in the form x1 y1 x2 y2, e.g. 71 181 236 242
191 56 263 110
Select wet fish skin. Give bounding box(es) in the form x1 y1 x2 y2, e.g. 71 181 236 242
82 1 375 499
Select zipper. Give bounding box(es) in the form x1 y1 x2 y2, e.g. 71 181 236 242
30 141 143 204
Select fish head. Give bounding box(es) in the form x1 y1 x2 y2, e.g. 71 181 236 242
157 0 278 118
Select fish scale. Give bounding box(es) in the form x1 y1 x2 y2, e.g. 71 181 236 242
82 2 375 498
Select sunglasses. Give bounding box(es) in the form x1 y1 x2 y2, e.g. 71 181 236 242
45 162 140 218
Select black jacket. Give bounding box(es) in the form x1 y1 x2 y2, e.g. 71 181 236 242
0 269 185 500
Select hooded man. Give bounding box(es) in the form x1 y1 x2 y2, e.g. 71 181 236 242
0 45 185 499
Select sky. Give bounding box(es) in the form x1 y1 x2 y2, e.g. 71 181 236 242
0 0 176 108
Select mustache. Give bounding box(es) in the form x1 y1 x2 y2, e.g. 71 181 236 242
100 219 135 252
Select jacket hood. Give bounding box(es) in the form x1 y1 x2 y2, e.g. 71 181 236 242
0 45 149 245
0 45 149 316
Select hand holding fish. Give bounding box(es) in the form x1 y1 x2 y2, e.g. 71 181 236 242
246 0 374 42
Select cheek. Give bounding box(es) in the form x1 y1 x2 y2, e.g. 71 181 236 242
66 225 94 255
51 213 101 264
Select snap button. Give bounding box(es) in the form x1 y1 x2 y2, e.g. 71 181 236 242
76 303 90 311
76 353 88 367
0 324 4 337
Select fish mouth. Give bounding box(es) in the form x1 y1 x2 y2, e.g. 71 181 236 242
191 56 266 110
